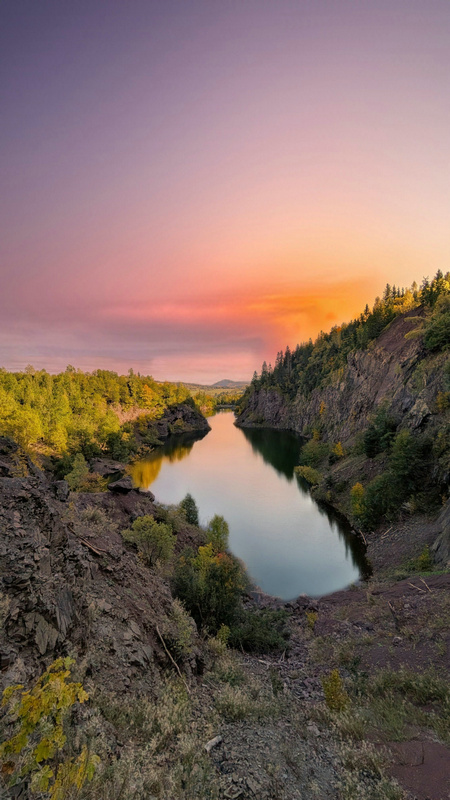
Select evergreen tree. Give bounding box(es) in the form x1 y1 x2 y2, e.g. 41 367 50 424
180 493 199 526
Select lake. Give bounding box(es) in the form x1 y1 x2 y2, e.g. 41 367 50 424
131 411 369 600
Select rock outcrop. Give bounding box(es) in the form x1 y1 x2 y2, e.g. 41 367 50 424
237 308 445 445
0 438 201 695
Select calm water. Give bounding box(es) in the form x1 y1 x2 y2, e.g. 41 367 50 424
131 412 368 599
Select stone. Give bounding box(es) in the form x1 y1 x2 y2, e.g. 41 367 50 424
107 475 134 493
35 616 59 655
54 480 70 502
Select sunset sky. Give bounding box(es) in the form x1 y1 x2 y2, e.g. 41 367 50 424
1 0 449 383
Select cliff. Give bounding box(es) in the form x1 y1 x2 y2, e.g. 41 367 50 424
237 306 445 443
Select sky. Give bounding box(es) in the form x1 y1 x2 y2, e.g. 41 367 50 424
1 0 449 383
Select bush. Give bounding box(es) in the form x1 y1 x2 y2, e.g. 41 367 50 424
229 609 289 653
350 483 365 520
122 515 175 566
295 465 321 485
298 439 330 467
179 493 199 525
173 543 246 634
0 658 99 799
362 473 396 528
363 406 397 458
321 669 349 711
65 453 89 490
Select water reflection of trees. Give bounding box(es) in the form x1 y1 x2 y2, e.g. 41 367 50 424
239 427 301 480
295 472 371 579
240 426 370 579
131 430 208 489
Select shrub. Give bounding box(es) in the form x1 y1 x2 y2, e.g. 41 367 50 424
298 439 330 467
321 669 349 711
229 609 289 653
173 543 246 634
363 406 397 458
0 658 99 800
179 493 199 525
295 465 321 485
329 441 344 464
206 514 229 552
65 453 89 490
122 515 175 566
350 483 365 520
362 473 396 528
161 599 196 662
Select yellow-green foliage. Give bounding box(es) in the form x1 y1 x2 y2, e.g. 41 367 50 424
333 441 344 459
122 514 175 566
295 466 321 485
305 610 318 631
0 658 99 799
321 669 349 711
350 482 365 519
437 391 450 412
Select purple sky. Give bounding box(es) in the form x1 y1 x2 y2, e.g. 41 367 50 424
1 1 449 382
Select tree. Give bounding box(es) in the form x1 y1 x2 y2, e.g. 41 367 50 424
206 515 229 553
180 493 199 525
65 453 89 491
122 515 175 566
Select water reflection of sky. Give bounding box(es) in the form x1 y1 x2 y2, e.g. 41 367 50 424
131 412 367 599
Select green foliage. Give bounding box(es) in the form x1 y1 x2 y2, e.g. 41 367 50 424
0 367 194 458
122 515 175 566
0 658 99 799
229 609 290 653
179 493 199 525
206 514 229 553
162 599 196 662
355 428 435 528
295 465 322 485
173 543 246 634
298 438 330 467
321 669 349 711
245 276 449 402
424 293 450 351
363 405 397 458
64 453 89 490
406 545 433 573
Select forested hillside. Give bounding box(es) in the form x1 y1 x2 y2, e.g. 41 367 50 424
237 271 450 531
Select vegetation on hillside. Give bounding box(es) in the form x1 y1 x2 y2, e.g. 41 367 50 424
0 368 242 471
242 271 449 402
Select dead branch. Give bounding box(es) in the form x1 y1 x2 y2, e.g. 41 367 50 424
156 624 191 695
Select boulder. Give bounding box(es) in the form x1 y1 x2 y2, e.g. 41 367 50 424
107 475 135 493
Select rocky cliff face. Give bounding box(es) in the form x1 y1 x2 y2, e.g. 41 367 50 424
237 307 444 444
0 436 202 696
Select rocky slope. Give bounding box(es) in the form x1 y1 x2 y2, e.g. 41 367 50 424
237 307 444 443
1 435 449 799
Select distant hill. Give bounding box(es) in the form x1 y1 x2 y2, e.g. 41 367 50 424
211 379 249 388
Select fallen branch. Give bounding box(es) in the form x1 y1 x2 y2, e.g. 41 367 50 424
156 624 191 695
204 735 223 753
408 583 426 593
78 538 107 556
419 577 432 593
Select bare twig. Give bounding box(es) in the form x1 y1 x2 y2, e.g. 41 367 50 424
156 624 191 695
419 577 432 593
78 538 107 556
408 583 426 593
